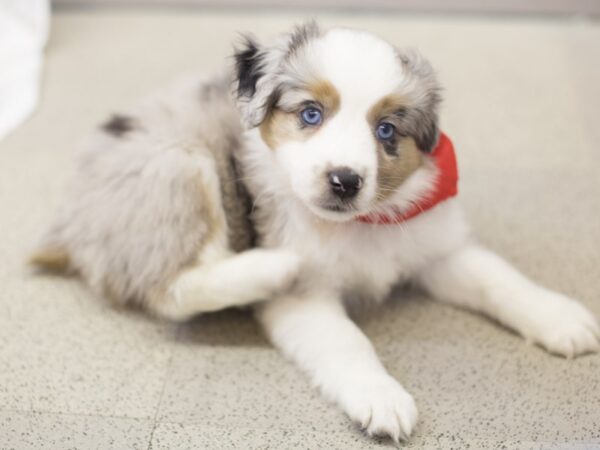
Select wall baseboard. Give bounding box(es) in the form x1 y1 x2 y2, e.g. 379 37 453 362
52 0 600 16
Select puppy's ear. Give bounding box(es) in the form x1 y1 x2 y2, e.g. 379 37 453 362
233 36 279 128
233 22 322 129
398 49 442 152
234 36 264 99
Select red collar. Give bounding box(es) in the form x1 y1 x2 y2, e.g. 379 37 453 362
356 132 458 225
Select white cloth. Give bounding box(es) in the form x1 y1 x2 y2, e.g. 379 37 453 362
0 0 49 140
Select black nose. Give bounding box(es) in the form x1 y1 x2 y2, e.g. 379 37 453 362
328 168 363 199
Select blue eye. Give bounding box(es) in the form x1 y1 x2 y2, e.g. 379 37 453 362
300 107 322 126
376 122 395 141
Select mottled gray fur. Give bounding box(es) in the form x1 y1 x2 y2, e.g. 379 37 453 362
395 48 442 152
32 72 253 307
233 23 323 128
101 114 138 137
285 21 322 61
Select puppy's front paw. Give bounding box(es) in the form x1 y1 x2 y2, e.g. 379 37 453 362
339 374 418 442
254 249 301 294
524 292 600 358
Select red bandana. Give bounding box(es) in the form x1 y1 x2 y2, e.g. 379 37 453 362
356 132 458 225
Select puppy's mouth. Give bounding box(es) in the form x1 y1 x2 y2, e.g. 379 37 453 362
308 197 362 222
321 201 353 213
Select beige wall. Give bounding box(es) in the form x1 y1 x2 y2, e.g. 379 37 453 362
52 0 600 16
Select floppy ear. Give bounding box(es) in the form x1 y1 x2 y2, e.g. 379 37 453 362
233 36 279 128
234 36 263 99
397 49 442 152
233 22 322 129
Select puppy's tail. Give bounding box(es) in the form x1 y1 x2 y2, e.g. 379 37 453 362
28 227 71 273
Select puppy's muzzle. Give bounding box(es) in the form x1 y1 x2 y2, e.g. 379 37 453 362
328 167 363 200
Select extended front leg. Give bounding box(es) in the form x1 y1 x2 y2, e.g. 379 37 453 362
418 243 600 358
257 293 418 442
152 249 300 321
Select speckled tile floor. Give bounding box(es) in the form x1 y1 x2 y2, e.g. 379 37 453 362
1 7 600 450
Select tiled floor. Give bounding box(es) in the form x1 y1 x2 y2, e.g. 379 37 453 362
1 7 599 450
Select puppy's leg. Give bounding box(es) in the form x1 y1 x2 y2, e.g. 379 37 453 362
152 248 299 321
258 294 418 442
418 243 600 358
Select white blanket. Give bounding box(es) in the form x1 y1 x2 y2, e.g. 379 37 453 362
0 0 49 141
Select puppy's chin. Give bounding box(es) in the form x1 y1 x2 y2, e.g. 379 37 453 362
303 200 361 223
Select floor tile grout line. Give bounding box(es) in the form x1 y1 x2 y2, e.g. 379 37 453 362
2 402 597 444
0 407 153 422
146 326 180 450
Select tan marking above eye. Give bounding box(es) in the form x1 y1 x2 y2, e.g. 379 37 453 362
368 94 424 201
367 93 408 129
259 79 341 150
308 79 340 114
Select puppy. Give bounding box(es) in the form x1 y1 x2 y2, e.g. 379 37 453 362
31 23 600 441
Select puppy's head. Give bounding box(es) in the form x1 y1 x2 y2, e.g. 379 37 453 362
234 23 441 222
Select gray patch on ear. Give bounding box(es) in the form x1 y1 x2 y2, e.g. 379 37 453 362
232 21 322 129
286 21 321 61
233 35 265 99
232 35 278 128
397 49 442 152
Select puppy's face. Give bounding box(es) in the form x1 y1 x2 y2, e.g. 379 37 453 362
235 24 440 222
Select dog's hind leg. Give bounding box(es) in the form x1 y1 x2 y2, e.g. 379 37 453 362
149 247 300 321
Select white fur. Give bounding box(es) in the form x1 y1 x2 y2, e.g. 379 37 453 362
419 244 600 358
158 248 299 321
258 295 418 441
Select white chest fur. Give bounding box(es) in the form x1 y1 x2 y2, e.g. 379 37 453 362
241 129 471 301
245 166 468 302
